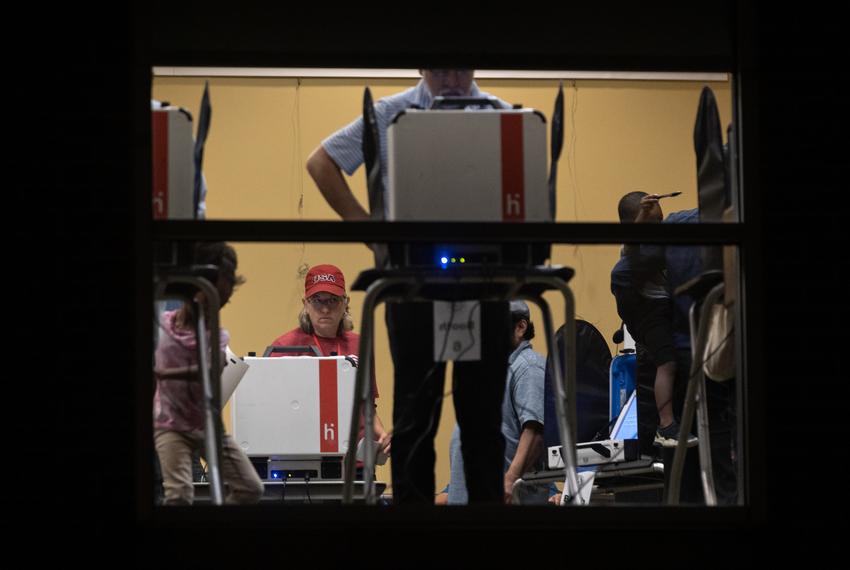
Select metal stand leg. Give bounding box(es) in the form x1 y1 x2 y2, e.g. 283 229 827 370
696 369 717 505
667 283 723 505
343 271 579 506
526 293 580 505
523 276 581 505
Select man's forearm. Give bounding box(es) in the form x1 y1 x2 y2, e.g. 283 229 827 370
506 423 544 481
306 146 370 221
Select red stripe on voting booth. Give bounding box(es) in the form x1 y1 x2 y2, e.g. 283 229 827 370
152 112 169 219
319 359 339 453
500 113 525 221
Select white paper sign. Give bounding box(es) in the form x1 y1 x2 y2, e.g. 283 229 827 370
622 323 636 352
432 300 481 362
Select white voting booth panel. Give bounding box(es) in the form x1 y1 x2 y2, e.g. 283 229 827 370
221 346 249 405
151 107 195 219
387 109 549 222
230 356 357 457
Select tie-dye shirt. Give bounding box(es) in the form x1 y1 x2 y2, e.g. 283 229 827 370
153 310 229 432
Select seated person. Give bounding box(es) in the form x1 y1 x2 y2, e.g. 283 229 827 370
439 301 551 505
269 264 391 457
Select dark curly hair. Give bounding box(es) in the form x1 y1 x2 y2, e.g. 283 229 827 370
194 241 245 288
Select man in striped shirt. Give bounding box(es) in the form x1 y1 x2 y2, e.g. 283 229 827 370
306 70 508 220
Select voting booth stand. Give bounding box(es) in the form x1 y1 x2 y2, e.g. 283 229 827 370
342 87 585 506
347 267 582 506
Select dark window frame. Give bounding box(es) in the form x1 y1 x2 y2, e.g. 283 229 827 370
136 1 763 531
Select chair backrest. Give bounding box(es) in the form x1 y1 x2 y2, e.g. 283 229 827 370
543 319 613 447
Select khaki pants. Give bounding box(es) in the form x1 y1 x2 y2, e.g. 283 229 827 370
155 429 264 505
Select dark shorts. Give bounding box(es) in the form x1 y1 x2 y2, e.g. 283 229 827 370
612 286 675 366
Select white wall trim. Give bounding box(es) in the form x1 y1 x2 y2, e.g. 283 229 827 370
153 67 728 82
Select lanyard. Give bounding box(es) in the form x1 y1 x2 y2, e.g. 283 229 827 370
312 333 341 357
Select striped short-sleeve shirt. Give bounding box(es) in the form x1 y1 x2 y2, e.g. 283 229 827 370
321 80 509 214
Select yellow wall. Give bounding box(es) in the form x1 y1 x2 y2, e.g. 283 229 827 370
152 74 731 495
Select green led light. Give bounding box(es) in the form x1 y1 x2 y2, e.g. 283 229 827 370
451 258 456 263
460 258 466 263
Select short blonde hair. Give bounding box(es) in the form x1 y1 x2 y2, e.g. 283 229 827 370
298 299 354 336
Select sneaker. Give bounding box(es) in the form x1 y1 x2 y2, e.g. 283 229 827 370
654 421 698 448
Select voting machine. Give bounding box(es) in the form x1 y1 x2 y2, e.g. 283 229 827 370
230 356 357 481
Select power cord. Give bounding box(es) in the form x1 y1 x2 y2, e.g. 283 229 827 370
394 301 457 501
453 301 481 361
396 293 496 501
304 473 312 504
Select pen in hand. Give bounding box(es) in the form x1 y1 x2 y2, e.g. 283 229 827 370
656 191 682 199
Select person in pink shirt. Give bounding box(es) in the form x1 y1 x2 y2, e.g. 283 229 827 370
154 242 264 505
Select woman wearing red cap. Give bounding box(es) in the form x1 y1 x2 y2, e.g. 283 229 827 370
269 264 391 457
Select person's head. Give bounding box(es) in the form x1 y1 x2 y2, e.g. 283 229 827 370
299 264 353 338
509 300 535 348
194 241 244 307
420 69 475 98
617 191 662 223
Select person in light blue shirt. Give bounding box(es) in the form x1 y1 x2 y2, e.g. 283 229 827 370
446 300 551 505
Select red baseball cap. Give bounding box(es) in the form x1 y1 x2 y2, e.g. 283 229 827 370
304 264 346 297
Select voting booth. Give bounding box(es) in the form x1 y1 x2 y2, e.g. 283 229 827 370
151 105 195 219
385 106 551 269
230 356 358 481
387 108 549 223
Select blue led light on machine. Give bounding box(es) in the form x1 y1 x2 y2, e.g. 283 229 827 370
439 254 466 269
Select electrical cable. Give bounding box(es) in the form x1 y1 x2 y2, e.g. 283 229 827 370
429 272 503 500
396 265 499 501
292 78 310 296
304 473 312 504
453 301 481 362
293 77 305 218
568 80 583 220
394 300 457 501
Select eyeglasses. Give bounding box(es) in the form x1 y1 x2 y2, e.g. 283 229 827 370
307 295 343 308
